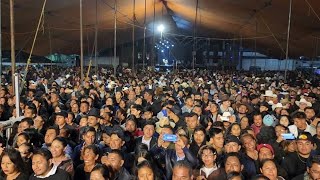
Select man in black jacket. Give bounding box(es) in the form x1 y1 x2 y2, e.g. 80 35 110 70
135 121 157 150
29 148 70 180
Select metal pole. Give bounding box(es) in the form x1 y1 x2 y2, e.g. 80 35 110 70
10 0 16 92
143 0 146 70
14 73 20 117
152 0 155 67
80 0 84 81
0 0 2 86
48 26 53 77
285 0 293 81
132 0 135 72
193 0 199 73
114 0 117 76
95 0 98 75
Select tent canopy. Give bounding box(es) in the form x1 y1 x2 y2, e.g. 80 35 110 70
1 0 320 58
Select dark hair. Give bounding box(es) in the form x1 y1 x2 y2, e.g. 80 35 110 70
17 132 30 143
173 161 193 178
304 107 315 112
21 117 34 126
135 160 159 179
251 174 270 180
308 155 320 167
132 104 143 113
33 148 53 161
253 112 263 119
109 149 124 160
224 152 242 166
193 126 206 137
226 123 241 137
83 126 97 135
91 164 109 179
0 148 25 173
209 127 223 138
52 137 68 148
25 105 37 116
260 159 276 169
256 126 276 144
84 145 100 157
292 111 306 120
227 171 244 180
46 126 59 136
198 145 217 162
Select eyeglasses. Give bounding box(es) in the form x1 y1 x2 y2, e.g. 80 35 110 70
201 153 215 158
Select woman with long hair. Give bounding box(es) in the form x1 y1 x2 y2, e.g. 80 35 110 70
0 148 28 180
189 126 207 157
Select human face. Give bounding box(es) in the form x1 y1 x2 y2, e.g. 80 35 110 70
186 116 198 130
45 129 57 145
308 163 320 180
186 98 194 107
243 136 256 152
238 105 248 114
125 121 137 133
102 133 110 146
261 161 277 180
80 103 89 113
210 133 224 149
294 118 307 130
34 116 44 129
18 121 30 133
258 147 274 161
172 167 192 180
201 149 216 167
90 170 104 180
143 125 155 139
17 135 28 147
231 125 241 137
225 156 242 174
83 149 98 165
143 111 153 120
240 117 249 129
55 115 66 127
18 145 31 159
50 140 65 158
224 142 240 153
253 115 262 127
296 140 313 156
192 107 202 116
138 166 154 180
88 116 98 127
71 104 79 113
107 153 123 171
83 132 96 145
109 134 123 150
32 154 51 176
275 126 287 137
194 130 205 145
1 155 18 175
305 109 315 119
279 117 289 127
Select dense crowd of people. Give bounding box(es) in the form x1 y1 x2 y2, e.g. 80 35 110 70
0 66 319 180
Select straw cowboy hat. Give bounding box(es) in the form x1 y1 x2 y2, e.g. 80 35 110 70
263 90 277 98
295 98 312 107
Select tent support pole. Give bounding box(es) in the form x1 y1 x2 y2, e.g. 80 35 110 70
80 0 84 81
10 0 16 91
285 0 292 81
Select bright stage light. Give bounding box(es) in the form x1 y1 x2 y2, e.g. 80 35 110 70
157 24 165 33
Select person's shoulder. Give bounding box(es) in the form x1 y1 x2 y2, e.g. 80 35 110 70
291 173 304 180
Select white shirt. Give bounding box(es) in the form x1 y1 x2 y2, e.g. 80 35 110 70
34 165 58 178
141 136 152 150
